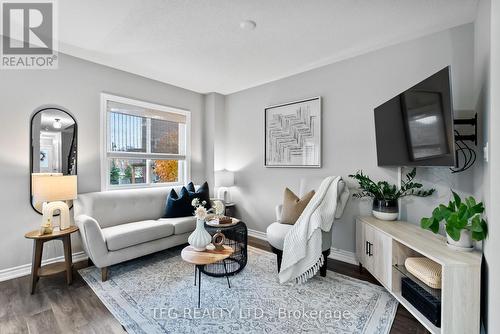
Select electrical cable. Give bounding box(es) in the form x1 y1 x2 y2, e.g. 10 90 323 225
450 130 476 173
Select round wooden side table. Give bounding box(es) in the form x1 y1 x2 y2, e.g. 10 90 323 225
181 245 233 308
25 225 79 294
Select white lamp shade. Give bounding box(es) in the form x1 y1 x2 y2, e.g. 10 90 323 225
214 170 235 188
32 174 77 202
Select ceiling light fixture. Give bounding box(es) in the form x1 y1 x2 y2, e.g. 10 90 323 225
53 118 62 129
239 20 257 31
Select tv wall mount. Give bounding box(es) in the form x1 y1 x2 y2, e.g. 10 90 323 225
454 113 477 145
451 113 477 173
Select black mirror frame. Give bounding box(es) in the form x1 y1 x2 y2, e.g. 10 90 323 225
30 106 78 214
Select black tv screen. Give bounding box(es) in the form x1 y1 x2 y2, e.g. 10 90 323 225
374 67 456 167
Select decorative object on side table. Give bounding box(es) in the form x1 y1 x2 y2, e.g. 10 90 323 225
217 216 233 225
31 174 78 234
203 220 248 277
420 191 488 251
211 232 226 250
349 168 435 221
188 198 213 251
265 97 321 167
25 225 79 294
211 200 230 223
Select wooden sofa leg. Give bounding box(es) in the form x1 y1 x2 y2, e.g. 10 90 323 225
320 249 330 277
101 267 109 282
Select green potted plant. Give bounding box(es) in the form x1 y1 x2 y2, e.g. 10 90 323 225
349 168 435 221
420 191 488 251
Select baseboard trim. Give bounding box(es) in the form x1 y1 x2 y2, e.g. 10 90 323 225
0 251 88 282
247 228 358 266
248 228 267 240
328 247 358 265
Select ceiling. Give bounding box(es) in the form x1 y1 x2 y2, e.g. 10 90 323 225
57 0 478 94
39 109 75 130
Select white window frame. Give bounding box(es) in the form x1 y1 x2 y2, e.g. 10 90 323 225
100 93 191 191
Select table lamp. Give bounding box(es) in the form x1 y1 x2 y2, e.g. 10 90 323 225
32 174 77 235
214 170 234 204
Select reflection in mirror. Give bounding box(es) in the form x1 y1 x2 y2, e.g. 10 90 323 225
31 107 77 213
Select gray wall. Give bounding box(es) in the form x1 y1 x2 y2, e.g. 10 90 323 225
203 92 226 195
0 53 205 271
224 24 474 253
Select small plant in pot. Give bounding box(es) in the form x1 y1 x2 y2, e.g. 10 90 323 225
349 168 435 221
420 191 488 251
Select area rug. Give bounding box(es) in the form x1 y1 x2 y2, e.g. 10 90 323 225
79 246 397 334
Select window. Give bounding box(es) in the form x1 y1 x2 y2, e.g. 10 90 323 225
101 94 190 190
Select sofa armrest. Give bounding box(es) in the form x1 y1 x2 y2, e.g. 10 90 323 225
275 204 283 222
75 214 108 267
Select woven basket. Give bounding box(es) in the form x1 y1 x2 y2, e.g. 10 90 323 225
404 257 442 289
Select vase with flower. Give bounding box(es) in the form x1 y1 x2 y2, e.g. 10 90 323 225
188 198 213 251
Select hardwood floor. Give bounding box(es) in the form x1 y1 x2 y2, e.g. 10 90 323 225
0 260 126 334
249 236 429 334
0 237 428 334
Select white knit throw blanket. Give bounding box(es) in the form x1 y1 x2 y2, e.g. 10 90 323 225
278 176 344 284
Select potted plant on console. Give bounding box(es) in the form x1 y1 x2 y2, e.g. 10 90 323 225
349 168 435 221
420 191 488 251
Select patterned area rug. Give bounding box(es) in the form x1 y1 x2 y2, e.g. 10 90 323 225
79 246 397 334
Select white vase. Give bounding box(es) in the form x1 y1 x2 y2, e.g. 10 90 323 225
188 219 212 251
446 230 473 251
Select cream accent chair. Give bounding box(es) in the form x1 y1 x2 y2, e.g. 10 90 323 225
266 178 348 276
74 186 199 281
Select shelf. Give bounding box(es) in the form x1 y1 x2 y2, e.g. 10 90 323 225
393 264 441 300
357 216 481 334
37 262 68 277
392 291 441 334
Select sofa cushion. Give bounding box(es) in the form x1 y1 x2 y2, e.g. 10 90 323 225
186 181 211 209
164 187 193 218
102 220 175 251
158 216 196 235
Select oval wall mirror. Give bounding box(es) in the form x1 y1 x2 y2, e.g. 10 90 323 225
30 106 77 213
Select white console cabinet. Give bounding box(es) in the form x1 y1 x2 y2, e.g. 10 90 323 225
356 216 482 334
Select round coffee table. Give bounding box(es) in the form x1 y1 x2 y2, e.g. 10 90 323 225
202 220 247 277
181 245 234 308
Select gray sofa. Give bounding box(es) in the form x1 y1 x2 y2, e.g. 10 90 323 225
74 186 197 281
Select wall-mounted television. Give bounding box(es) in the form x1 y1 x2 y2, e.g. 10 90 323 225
374 67 456 167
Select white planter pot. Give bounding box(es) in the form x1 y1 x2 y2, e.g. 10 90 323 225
372 199 398 221
446 230 473 252
188 219 212 251
372 210 399 221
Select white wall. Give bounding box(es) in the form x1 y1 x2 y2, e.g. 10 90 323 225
479 0 500 332
0 53 205 271
224 24 474 253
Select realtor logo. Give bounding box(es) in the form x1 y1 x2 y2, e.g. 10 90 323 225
1 0 58 69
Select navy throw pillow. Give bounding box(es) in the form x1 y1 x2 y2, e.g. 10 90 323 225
186 181 211 209
164 187 193 218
